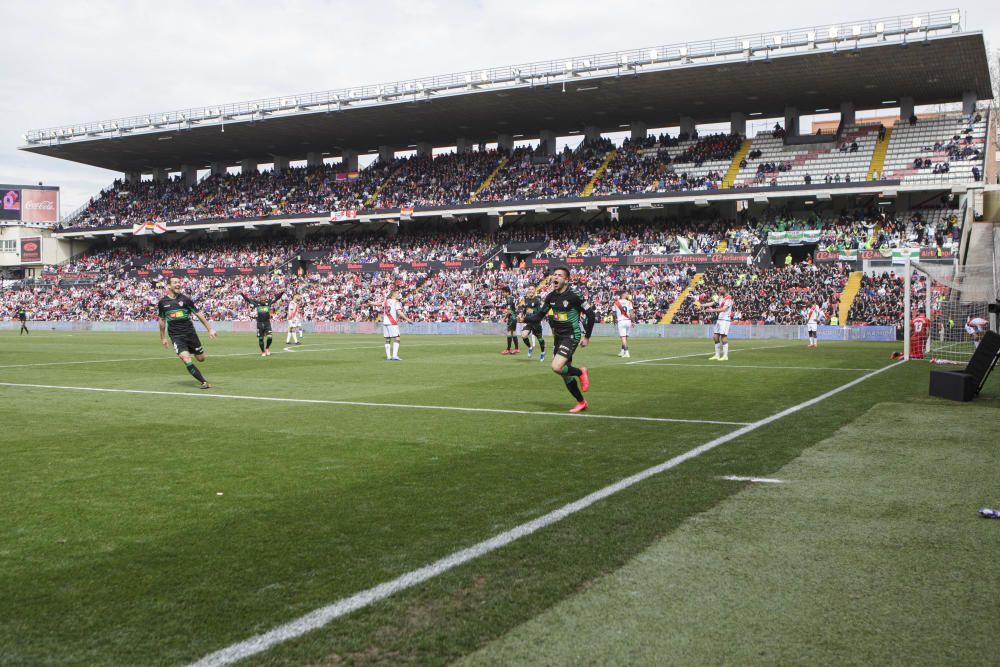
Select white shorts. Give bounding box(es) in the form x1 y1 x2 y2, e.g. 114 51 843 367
713 320 731 337
289 319 302 329
807 321 818 333
383 325 400 338
617 321 632 337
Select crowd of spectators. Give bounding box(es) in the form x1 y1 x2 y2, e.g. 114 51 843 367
672 262 849 325
477 138 614 202
846 271 927 327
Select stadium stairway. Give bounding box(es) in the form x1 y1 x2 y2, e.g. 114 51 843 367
867 126 892 180
364 165 403 208
660 273 702 324
721 138 753 189
838 271 864 323
467 157 510 204
580 149 618 197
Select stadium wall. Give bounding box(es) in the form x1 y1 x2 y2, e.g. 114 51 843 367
1 321 896 341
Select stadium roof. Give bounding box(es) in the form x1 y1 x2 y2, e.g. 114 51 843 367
21 10 993 174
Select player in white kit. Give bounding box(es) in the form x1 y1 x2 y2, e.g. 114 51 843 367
703 287 733 361
382 290 409 360
805 301 825 348
286 295 304 345
613 292 633 358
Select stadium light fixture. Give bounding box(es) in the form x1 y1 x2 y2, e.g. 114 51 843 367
828 26 839 39
648 48 658 62
882 99 897 104
99 123 106 131
817 192 832 201
773 35 782 46
852 25 862 38
807 31 816 47
748 111 763 116
912 16 922 29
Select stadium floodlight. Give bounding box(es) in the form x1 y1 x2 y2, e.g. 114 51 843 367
773 35 783 46
829 26 839 39
161 115 169 124
144 117 152 126
480 70 490 82
564 60 573 72
619 54 629 65
741 39 750 51
648 48 658 62
852 25 862 37
912 16 922 29
875 22 885 38
99 123 106 131
807 31 816 47
679 46 688 57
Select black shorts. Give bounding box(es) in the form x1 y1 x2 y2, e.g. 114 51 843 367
506 320 518 332
256 321 272 337
170 331 204 356
523 323 543 337
553 335 580 361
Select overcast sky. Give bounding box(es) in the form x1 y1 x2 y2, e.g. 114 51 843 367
0 0 995 213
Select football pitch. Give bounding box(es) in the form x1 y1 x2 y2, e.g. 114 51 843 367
1 332 998 666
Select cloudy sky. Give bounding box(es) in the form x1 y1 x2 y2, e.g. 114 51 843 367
0 0 995 213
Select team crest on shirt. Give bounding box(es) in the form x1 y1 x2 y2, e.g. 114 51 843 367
562 300 568 307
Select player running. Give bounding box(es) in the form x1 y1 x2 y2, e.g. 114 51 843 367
805 300 825 348
523 265 596 413
520 286 546 361
286 295 304 345
157 276 217 389
613 291 633 358
17 307 29 335
241 290 284 357
703 287 733 361
501 287 520 355
382 290 409 360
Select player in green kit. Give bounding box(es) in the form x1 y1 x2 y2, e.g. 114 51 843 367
157 276 217 389
520 286 546 361
241 290 284 357
501 286 520 355
523 265 596 412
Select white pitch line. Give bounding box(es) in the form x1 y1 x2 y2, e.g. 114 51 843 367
0 382 749 426
625 343 801 365
187 359 905 667
721 475 786 484
639 363 879 372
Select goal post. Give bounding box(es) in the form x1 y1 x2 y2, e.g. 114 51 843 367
906 257 998 364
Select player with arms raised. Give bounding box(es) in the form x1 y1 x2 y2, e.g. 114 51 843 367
805 300 825 348
613 291 633 358
157 276 217 389
703 287 733 361
241 290 283 357
382 290 409 361
523 266 596 412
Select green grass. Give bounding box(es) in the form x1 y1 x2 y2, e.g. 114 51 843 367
0 332 997 666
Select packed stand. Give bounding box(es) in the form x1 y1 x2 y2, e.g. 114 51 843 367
476 138 614 202
846 271 927 327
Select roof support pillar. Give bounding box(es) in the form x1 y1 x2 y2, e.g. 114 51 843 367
210 162 228 177
679 116 696 138
539 129 557 156
456 138 473 154
783 106 800 137
152 168 168 183
629 121 648 141
839 101 856 127
415 142 433 158
124 171 141 184
962 91 977 116
729 112 746 137
378 145 395 164
900 97 915 121
584 125 602 143
273 156 289 173
240 160 258 175
340 150 358 172
497 134 514 152
306 152 324 168
181 165 197 186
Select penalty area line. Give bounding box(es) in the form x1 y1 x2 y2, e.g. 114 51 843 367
185 359 905 667
0 382 749 427
625 342 801 365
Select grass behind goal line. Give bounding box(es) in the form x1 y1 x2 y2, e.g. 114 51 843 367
0 333 995 665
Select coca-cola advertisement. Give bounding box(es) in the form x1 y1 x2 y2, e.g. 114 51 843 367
20 237 42 263
21 189 59 223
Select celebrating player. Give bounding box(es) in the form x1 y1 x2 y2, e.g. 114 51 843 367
520 286 546 361
523 265 596 413
17 306 29 335
382 290 408 361
703 287 733 361
805 300 825 348
613 291 633 358
241 290 283 357
286 295 304 345
157 276 217 389
501 286 520 355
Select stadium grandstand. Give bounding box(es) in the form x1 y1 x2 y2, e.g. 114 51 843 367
3 7 1000 666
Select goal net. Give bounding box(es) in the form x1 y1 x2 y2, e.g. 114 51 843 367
907 259 998 364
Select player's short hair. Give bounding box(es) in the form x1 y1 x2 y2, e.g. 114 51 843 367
168 276 182 284
551 265 570 277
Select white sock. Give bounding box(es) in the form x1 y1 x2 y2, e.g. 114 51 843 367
392 341 399 358
286 332 292 343
295 331 301 343
722 343 729 356
714 342 721 355
385 342 391 359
